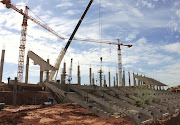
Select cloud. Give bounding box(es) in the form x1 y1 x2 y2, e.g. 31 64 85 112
64 10 80 15
163 42 180 55
56 1 73 8
125 31 139 41
176 9 180 18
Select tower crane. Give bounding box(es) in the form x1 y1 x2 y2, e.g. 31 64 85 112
71 38 132 87
1 0 66 82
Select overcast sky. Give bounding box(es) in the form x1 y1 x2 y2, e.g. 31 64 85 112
0 0 180 88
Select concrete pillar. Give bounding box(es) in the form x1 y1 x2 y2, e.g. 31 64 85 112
89 67 92 85
108 71 111 87
128 72 131 87
116 72 118 86
159 86 161 90
40 71 43 82
104 75 106 87
0 49 5 83
123 71 125 87
46 59 49 82
25 55 29 84
114 77 116 87
92 73 94 85
13 77 17 106
77 64 81 85
61 62 66 84
99 69 102 87
133 72 136 87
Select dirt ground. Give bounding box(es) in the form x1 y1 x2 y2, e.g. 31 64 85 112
0 104 134 125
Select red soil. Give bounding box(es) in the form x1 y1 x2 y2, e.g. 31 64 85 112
0 104 134 125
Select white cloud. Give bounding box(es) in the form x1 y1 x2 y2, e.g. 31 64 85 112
125 31 139 41
64 10 80 15
163 42 180 55
56 2 73 8
176 9 180 18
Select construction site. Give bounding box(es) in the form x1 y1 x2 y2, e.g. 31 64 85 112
0 0 180 125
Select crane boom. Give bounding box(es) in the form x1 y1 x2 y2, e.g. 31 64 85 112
72 38 132 47
49 0 94 81
2 2 66 40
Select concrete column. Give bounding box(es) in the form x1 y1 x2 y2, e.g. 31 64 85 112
13 77 17 106
133 72 136 87
46 59 49 82
0 49 5 83
123 71 125 87
92 73 94 85
108 71 111 87
77 64 81 85
114 77 116 87
116 72 118 86
40 71 43 82
89 67 92 85
99 69 102 87
25 55 29 84
156 86 159 90
128 72 131 87
104 75 106 87
61 62 66 84
159 86 161 90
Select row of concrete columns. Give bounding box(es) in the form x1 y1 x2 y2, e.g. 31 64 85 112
25 56 50 84
89 67 130 87
133 73 165 90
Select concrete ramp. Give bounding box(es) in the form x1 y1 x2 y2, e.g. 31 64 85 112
28 51 57 71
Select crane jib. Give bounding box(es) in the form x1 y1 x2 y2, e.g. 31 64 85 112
64 0 93 52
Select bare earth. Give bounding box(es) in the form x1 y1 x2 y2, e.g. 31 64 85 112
0 104 135 125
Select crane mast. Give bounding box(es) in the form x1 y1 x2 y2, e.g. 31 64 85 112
118 41 122 86
17 6 28 82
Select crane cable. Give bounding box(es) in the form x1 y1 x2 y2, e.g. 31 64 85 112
28 8 50 30
99 0 102 57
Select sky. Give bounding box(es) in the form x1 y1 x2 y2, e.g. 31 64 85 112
0 0 180 88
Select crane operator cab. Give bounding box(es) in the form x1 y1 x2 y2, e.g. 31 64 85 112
2 0 11 8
